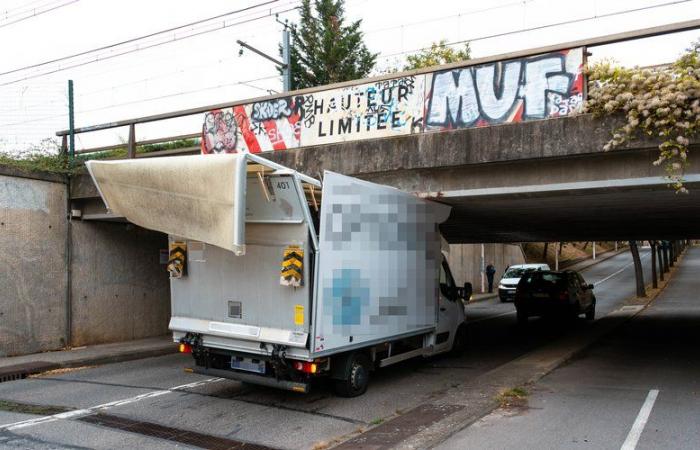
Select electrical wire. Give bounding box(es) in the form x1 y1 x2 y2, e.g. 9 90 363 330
377 0 695 60
0 74 280 128
0 0 79 29
0 4 300 87
0 0 282 77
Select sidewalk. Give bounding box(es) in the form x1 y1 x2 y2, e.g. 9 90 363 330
0 336 177 381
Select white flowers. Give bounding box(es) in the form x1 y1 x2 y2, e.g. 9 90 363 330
584 47 700 193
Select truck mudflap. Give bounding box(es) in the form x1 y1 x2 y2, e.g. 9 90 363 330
187 366 309 393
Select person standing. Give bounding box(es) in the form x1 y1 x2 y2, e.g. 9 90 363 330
486 262 496 293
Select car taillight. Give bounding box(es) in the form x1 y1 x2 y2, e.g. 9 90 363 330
559 291 569 300
178 343 192 353
293 361 318 374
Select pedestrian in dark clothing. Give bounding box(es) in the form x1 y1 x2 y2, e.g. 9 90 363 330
486 263 496 293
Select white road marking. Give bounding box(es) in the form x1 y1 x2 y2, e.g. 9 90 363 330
0 377 223 431
593 253 649 287
468 311 515 324
620 389 659 450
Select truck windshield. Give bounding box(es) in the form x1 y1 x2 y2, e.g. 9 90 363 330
520 272 567 289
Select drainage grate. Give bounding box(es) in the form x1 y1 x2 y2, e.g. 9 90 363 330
0 362 58 384
80 413 278 450
334 403 464 450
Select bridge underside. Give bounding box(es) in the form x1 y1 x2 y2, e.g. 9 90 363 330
439 178 700 243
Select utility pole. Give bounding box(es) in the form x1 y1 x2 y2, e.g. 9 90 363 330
237 15 291 92
68 79 75 162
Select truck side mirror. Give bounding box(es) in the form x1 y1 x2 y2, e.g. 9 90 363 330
462 282 473 301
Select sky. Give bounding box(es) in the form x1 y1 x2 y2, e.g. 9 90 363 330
0 0 698 153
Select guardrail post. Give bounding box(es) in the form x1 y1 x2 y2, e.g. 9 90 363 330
127 124 136 159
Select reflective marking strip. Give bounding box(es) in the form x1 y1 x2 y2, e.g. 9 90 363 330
620 389 659 450
0 377 222 431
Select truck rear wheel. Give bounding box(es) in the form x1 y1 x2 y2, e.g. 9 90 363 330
333 353 370 397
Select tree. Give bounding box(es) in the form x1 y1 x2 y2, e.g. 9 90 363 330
403 40 471 71
629 241 646 298
285 0 376 89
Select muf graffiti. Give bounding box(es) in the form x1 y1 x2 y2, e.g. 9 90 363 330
425 48 584 130
201 47 585 154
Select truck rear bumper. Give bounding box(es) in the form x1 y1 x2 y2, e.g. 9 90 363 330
187 366 310 393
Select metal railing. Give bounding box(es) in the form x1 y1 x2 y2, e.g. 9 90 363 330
56 19 700 160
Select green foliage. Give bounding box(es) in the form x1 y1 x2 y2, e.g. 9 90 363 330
285 0 377 89
403 40 471 71
585 41 700 192
0 138 200 175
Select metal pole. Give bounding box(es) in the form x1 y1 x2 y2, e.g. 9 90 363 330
282 27 291 92
480 244 485 294
555 243 559 271
592 241 596 260
615 241 618 252
127 123 136 158
68 80 75 162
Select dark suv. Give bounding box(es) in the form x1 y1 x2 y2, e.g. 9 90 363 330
514 270 596 324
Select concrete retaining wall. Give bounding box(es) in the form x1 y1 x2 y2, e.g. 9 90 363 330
0 167 170 356
70 221 170 347
0 172 68 356
448 243 525 292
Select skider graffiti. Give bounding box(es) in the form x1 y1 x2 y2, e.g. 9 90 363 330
201 47 584 154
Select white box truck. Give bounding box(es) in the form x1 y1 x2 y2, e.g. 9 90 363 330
87 153 470 396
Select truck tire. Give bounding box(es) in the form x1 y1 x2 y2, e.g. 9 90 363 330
450 324 468 355
585 300 596 321
516 309 528 325
333 353 370 397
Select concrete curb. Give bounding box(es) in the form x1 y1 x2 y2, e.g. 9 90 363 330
332 248 685 450
0 343 177 381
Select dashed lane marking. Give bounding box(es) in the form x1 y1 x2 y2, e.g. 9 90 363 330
621 389 659 450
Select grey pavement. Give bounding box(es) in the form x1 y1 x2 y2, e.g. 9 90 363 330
0 336 176 372
0 248 668 450
437 247 698 450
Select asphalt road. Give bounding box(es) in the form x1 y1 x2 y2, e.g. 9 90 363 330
0 249 661 450
438 247 698 450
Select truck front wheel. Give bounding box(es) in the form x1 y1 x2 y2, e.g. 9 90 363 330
333 354 370 397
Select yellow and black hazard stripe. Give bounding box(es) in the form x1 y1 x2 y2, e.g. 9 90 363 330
167 241 187 278
280 245 303 287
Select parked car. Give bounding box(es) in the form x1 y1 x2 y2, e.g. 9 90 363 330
514 270 596 324
498 263 550 302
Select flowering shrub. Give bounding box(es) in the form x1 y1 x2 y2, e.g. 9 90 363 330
584 40 700 192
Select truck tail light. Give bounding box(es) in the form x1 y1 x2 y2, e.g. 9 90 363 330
179 343 192 353
293 361 318 374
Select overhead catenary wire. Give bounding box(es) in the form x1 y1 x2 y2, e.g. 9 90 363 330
0 0 285 78
0 0 79 30
376 0 695 60
0 74 280 128
0 3 300 87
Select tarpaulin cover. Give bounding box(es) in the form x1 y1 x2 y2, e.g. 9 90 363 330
86 154 247 255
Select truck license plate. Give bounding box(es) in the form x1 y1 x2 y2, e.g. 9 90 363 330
231 356 265 374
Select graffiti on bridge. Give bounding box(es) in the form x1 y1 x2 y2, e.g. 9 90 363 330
425 48 584 130
201 47 584 154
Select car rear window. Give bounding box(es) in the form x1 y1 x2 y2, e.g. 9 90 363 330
520 272 567 288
